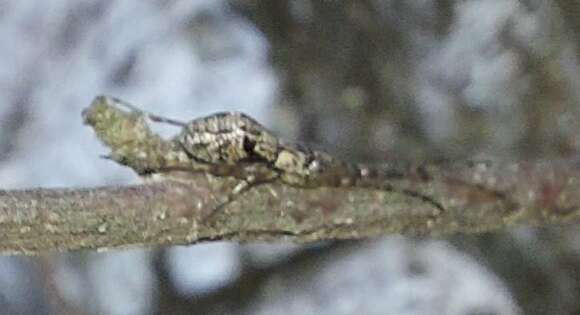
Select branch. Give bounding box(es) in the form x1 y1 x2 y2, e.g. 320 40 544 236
1 96 580 255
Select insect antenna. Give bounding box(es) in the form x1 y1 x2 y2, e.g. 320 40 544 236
104 95 187 127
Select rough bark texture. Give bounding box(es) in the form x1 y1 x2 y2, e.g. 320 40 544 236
1 98 580 255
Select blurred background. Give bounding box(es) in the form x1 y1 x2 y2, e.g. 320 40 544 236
1 1 580 314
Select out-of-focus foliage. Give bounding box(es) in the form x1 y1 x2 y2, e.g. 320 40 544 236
1 0 579 314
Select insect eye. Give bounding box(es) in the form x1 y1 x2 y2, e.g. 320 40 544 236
243 136 256 153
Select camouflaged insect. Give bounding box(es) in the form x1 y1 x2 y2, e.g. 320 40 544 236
172 110 442 213
98 96 443 215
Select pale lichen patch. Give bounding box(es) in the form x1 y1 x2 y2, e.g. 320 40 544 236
97 222 108 234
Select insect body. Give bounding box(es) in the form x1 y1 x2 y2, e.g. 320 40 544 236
172 111 442 215
106 95 442 217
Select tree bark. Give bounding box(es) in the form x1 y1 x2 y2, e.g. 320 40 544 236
1 96 580 255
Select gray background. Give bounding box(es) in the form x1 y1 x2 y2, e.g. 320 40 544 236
1 1 579 314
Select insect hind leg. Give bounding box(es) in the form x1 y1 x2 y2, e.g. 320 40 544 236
380 183 445 221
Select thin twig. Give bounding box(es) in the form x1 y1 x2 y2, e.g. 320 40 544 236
0 96 580 255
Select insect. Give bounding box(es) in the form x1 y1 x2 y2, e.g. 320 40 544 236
107 96 443 220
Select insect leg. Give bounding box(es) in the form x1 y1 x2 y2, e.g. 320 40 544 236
203 172 281 224
380 183 445 220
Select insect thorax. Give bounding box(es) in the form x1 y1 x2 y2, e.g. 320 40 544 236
176 112 280 165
